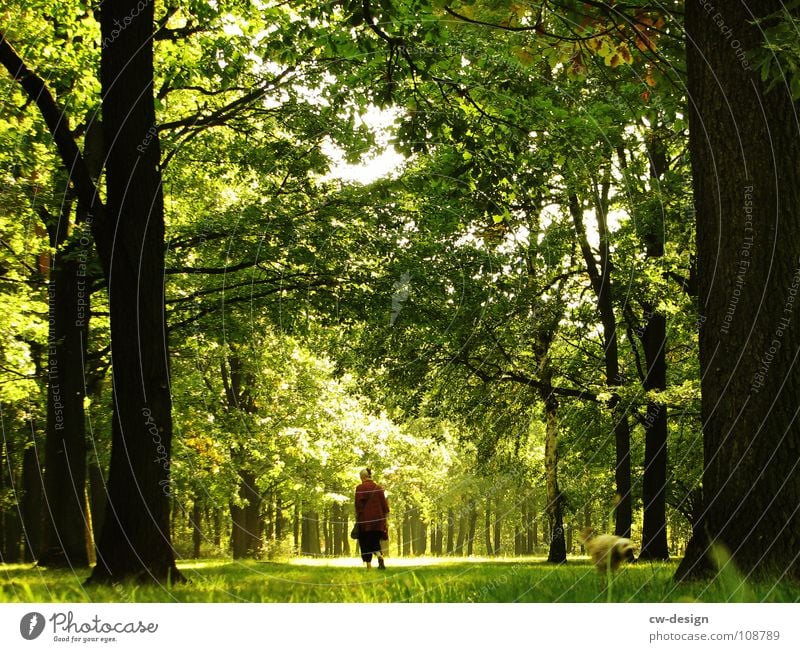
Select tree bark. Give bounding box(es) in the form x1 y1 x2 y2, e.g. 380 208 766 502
89 0 179 583
639 312 670 560
231 469 261 558
38 248 89 567
21 432 44 562
677 0 800 581
570 193 633 537
484 499 493 555
446 508 455 554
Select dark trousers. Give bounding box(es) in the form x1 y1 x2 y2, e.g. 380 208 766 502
358 531 383 562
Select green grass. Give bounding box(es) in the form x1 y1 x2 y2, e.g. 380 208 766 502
1 557 797 603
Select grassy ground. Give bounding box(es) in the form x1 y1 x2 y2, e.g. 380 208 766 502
1 556 797 603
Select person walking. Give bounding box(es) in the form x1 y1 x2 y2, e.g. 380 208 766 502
354 468 389 569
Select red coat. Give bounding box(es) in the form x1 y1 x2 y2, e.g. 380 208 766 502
355 479 389 534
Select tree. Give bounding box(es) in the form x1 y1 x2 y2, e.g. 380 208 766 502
676 1 800 580
89 0 179 583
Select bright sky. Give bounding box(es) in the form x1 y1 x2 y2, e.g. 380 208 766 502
322 105 406 184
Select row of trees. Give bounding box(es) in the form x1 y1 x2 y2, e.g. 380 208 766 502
1 0 798 582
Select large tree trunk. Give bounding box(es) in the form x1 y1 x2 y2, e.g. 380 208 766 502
89 0 180 582
231 469 261 558
677 1 800 581
21 431 44 562
0 440 22 562
635 129 670 562
38 249 89 567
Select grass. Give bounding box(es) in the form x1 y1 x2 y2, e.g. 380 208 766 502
1 556 798 603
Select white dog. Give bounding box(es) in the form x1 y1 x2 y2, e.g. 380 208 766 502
580 527 636 573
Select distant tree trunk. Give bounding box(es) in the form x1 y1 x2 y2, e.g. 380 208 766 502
446 508 455 554
566 524 573 554
275 495 284 540
493 506 502 556
301 511 321 556
89 0 180 583
322 508 332 556
526 498 537 554
213 509 222 548
332 503 342 556
410 508 427 555
191 500 203 559
455 510 466 554
466 499 478 556
402 509 412 556
484 500 493 555
677 0 800 581
514 526 523 555
231 469 261 558
293 502 300 552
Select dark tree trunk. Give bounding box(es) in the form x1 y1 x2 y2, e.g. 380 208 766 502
89 0 179 583
213 508 222 549
544 393 566 564
493 508 501 555
293 501 300 552
301 511 321 556
231 469 261 559
455 510 466 554
402 509 412 556
1 441 23 562
466 499 478 556
526 498 537 554
38 244 89 567
571 193 632 537
191 500 203 559
484 500 493 555
21 433 44 562
677 1 800 581
639 311 670 561
322 508 332 556
410 508 427 555
446 508 455 554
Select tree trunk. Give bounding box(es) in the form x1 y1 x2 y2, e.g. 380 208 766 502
191 500 203 559
493 507 501 556
677 1 800 581
21 433 44 563
484 499 493 555
231 469 261 558
543 392 566 563
38 250 89 567
455 510 466 554
571 193 632 537
0 440 23 562
301 511 321 556
89 0 179 583
639 311 670 560
466 499 478 556
446 508 455 554
402 509 412 556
